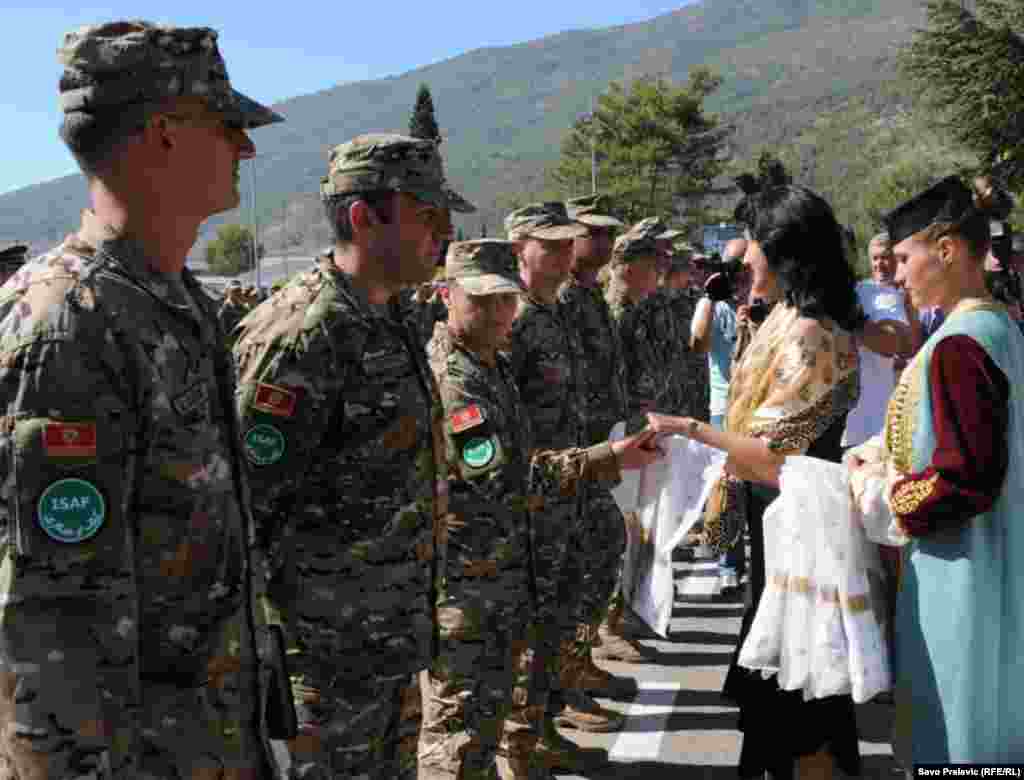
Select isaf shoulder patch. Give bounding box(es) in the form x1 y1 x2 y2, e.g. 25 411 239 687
253 383 298 418
37 477 106 543
462 436 496 469
244 423 286 466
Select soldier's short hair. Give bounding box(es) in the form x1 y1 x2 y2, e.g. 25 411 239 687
59 104 153 178
323 191 397 244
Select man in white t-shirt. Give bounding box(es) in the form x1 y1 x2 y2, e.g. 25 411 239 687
842 232 915 448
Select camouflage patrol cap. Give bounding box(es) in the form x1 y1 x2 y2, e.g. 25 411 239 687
57 21 282 128
566 194 623 228
320 133 475 212
505 202 588 241
611 233 661 265
0 243 29 269
628 216 684 241
445 239 524 296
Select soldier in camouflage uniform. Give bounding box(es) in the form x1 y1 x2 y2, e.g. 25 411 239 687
556 196 638 696
502 204 622 773
642 247 709 421
420 240 661 779
605 232 670 428
422 240 661 779
0 243 28 287
219 280 251 342
232 133 474 780
0 21 284 779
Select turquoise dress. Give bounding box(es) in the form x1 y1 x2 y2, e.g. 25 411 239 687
890 300 1024 761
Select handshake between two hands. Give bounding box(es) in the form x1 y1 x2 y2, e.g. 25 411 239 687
609 412 702 471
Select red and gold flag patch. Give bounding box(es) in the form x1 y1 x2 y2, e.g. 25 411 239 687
43 422 97 457
450 404 485 434
253 383 298 418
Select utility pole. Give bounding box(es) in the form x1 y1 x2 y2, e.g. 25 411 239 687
590 94 597 194
248 157 260 289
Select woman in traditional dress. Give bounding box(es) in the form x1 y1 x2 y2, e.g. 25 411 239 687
849 176 1024 762
648 185 865 779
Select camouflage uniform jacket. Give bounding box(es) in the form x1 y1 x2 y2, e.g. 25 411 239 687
606 283 667 427
218 300 249 341
428 326 622 605
396 283 448 348
505 295 585 454
427 327 533 622
0 214 266 774
233 254 446 683
639 289 709 419
558 275 628 446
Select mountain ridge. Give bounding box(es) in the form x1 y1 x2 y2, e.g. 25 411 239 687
0 0 925 257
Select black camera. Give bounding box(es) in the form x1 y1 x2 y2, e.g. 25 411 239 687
748 298 772 324
703 258 746 302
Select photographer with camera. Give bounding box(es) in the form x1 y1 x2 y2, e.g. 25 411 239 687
689 237 762 591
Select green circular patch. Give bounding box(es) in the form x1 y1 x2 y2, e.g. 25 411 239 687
37 478 106 544
462 437 495 469
245 424 286 466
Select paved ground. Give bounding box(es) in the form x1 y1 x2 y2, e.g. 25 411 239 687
555 554 903 779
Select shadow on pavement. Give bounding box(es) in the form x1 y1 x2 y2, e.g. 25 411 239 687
642 648 736 667
556 760 741 779
614 708 738 733
672 604 746 619
666 629 740 646
599 686 731 708
856 700 897 745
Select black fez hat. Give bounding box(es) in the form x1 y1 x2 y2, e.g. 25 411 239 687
882 176 978 246
0 243 28 269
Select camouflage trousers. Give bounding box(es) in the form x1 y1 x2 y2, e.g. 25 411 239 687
285 670 409 780
563 489 626 633
503 501 575 738
418 596 534 780
0 596 270 780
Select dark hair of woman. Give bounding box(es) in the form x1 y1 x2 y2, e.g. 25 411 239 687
734 185 864 332
986 269 1022 307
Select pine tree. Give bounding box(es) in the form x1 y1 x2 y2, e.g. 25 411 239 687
901 0 1024 188
549 70 731 223
409 84 442 144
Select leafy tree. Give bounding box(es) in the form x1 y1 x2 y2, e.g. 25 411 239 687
549 69 732 224
757 96 979 275
206 224 256 276
734 150 792 196
409 83 442 144
901 0 1024 189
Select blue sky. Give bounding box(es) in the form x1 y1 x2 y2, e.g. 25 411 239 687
0 1 696 195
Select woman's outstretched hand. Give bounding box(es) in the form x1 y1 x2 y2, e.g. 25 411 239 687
611 427 665 470
645 412 698 438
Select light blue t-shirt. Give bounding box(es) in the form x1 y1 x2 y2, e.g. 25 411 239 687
695 298 737 417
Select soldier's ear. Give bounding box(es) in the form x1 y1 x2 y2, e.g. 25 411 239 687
146 112 177 151
349 200 374 233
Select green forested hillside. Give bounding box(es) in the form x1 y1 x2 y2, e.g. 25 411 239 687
0 0 926 257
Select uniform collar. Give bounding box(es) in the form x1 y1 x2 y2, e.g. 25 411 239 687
71 209 203 316
318 252 399 322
